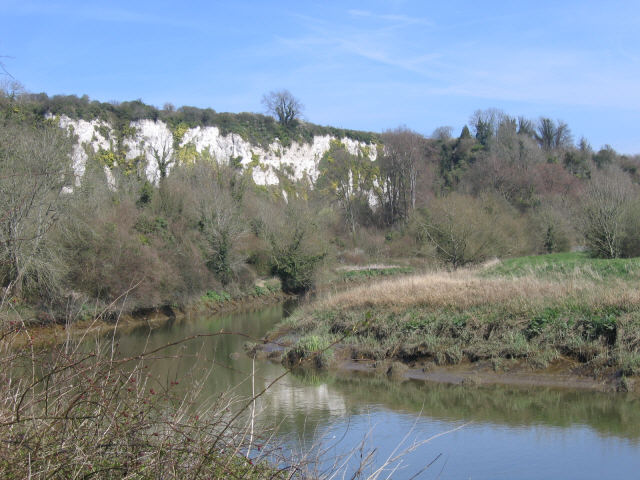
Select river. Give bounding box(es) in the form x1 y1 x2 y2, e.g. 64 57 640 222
112 303 640 479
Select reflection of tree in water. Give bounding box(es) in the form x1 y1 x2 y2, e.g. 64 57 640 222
291 370 640 442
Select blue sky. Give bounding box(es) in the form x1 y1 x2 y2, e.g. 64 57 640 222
2 0 639 153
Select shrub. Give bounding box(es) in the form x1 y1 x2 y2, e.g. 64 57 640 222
0 322 294 479
417 193 527 267
264 203 328 294
271 242 325 294
0 120 74 300
579 168 639 258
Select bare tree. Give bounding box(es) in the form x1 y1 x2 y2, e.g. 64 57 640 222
419 193 525 267
419 193 493 268
378 127 425 224
0 54 14 79
261 89 303 127
431 126 453 142
0 122 73 298
579 168 636 258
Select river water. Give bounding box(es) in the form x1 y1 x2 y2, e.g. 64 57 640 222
113 303 640 479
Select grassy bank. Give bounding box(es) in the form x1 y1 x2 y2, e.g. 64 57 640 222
274 253 640 391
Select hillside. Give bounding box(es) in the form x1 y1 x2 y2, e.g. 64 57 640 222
2 89 640 321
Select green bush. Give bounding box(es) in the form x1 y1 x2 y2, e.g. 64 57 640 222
202 290 232 303
271 248 325 294
266 204 328 294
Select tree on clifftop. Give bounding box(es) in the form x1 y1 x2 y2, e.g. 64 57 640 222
261 89 303 127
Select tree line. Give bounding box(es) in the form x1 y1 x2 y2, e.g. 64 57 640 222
1 86 639 319
315 108 640 266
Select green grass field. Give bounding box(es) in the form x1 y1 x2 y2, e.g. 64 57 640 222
483 252 640 281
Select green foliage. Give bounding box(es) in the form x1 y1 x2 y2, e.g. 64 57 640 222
316 140 378 233
543 225 557 253
96 124 110 140
92 121 146 178
583 313 617 342
619 353 640 376
563 150 591 178
95 147 117 168
202 290 232 303
281 291 636 373
251 280 281 297
475 118 493 147
271 241 326 294
527 307 561 338
171 122 190 147
134 215 169 238
264 202 329 294
483 252 640 282
298 334 331 353
137 180 154 206
593 145 617 169
438 133 479 190
252 285 269 296
287 334 334 368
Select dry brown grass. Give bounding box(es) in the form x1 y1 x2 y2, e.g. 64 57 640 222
280 259 640 381
317 269 640 312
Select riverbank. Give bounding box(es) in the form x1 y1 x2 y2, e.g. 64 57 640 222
5 264 422 349
5 284 291 348
264 253 640 393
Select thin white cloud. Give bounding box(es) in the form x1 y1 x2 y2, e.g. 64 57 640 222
277 9 640 112
347 8 434 27
281 12 443 79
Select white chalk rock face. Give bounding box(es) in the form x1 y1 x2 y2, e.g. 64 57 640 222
58 115 113 181
58 116 377 187
125 120 175 183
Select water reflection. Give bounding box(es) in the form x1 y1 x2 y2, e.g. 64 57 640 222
288 370 640 442
110 305 640 479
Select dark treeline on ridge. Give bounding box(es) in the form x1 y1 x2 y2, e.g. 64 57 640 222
1 88 378 147
2 87 640 319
